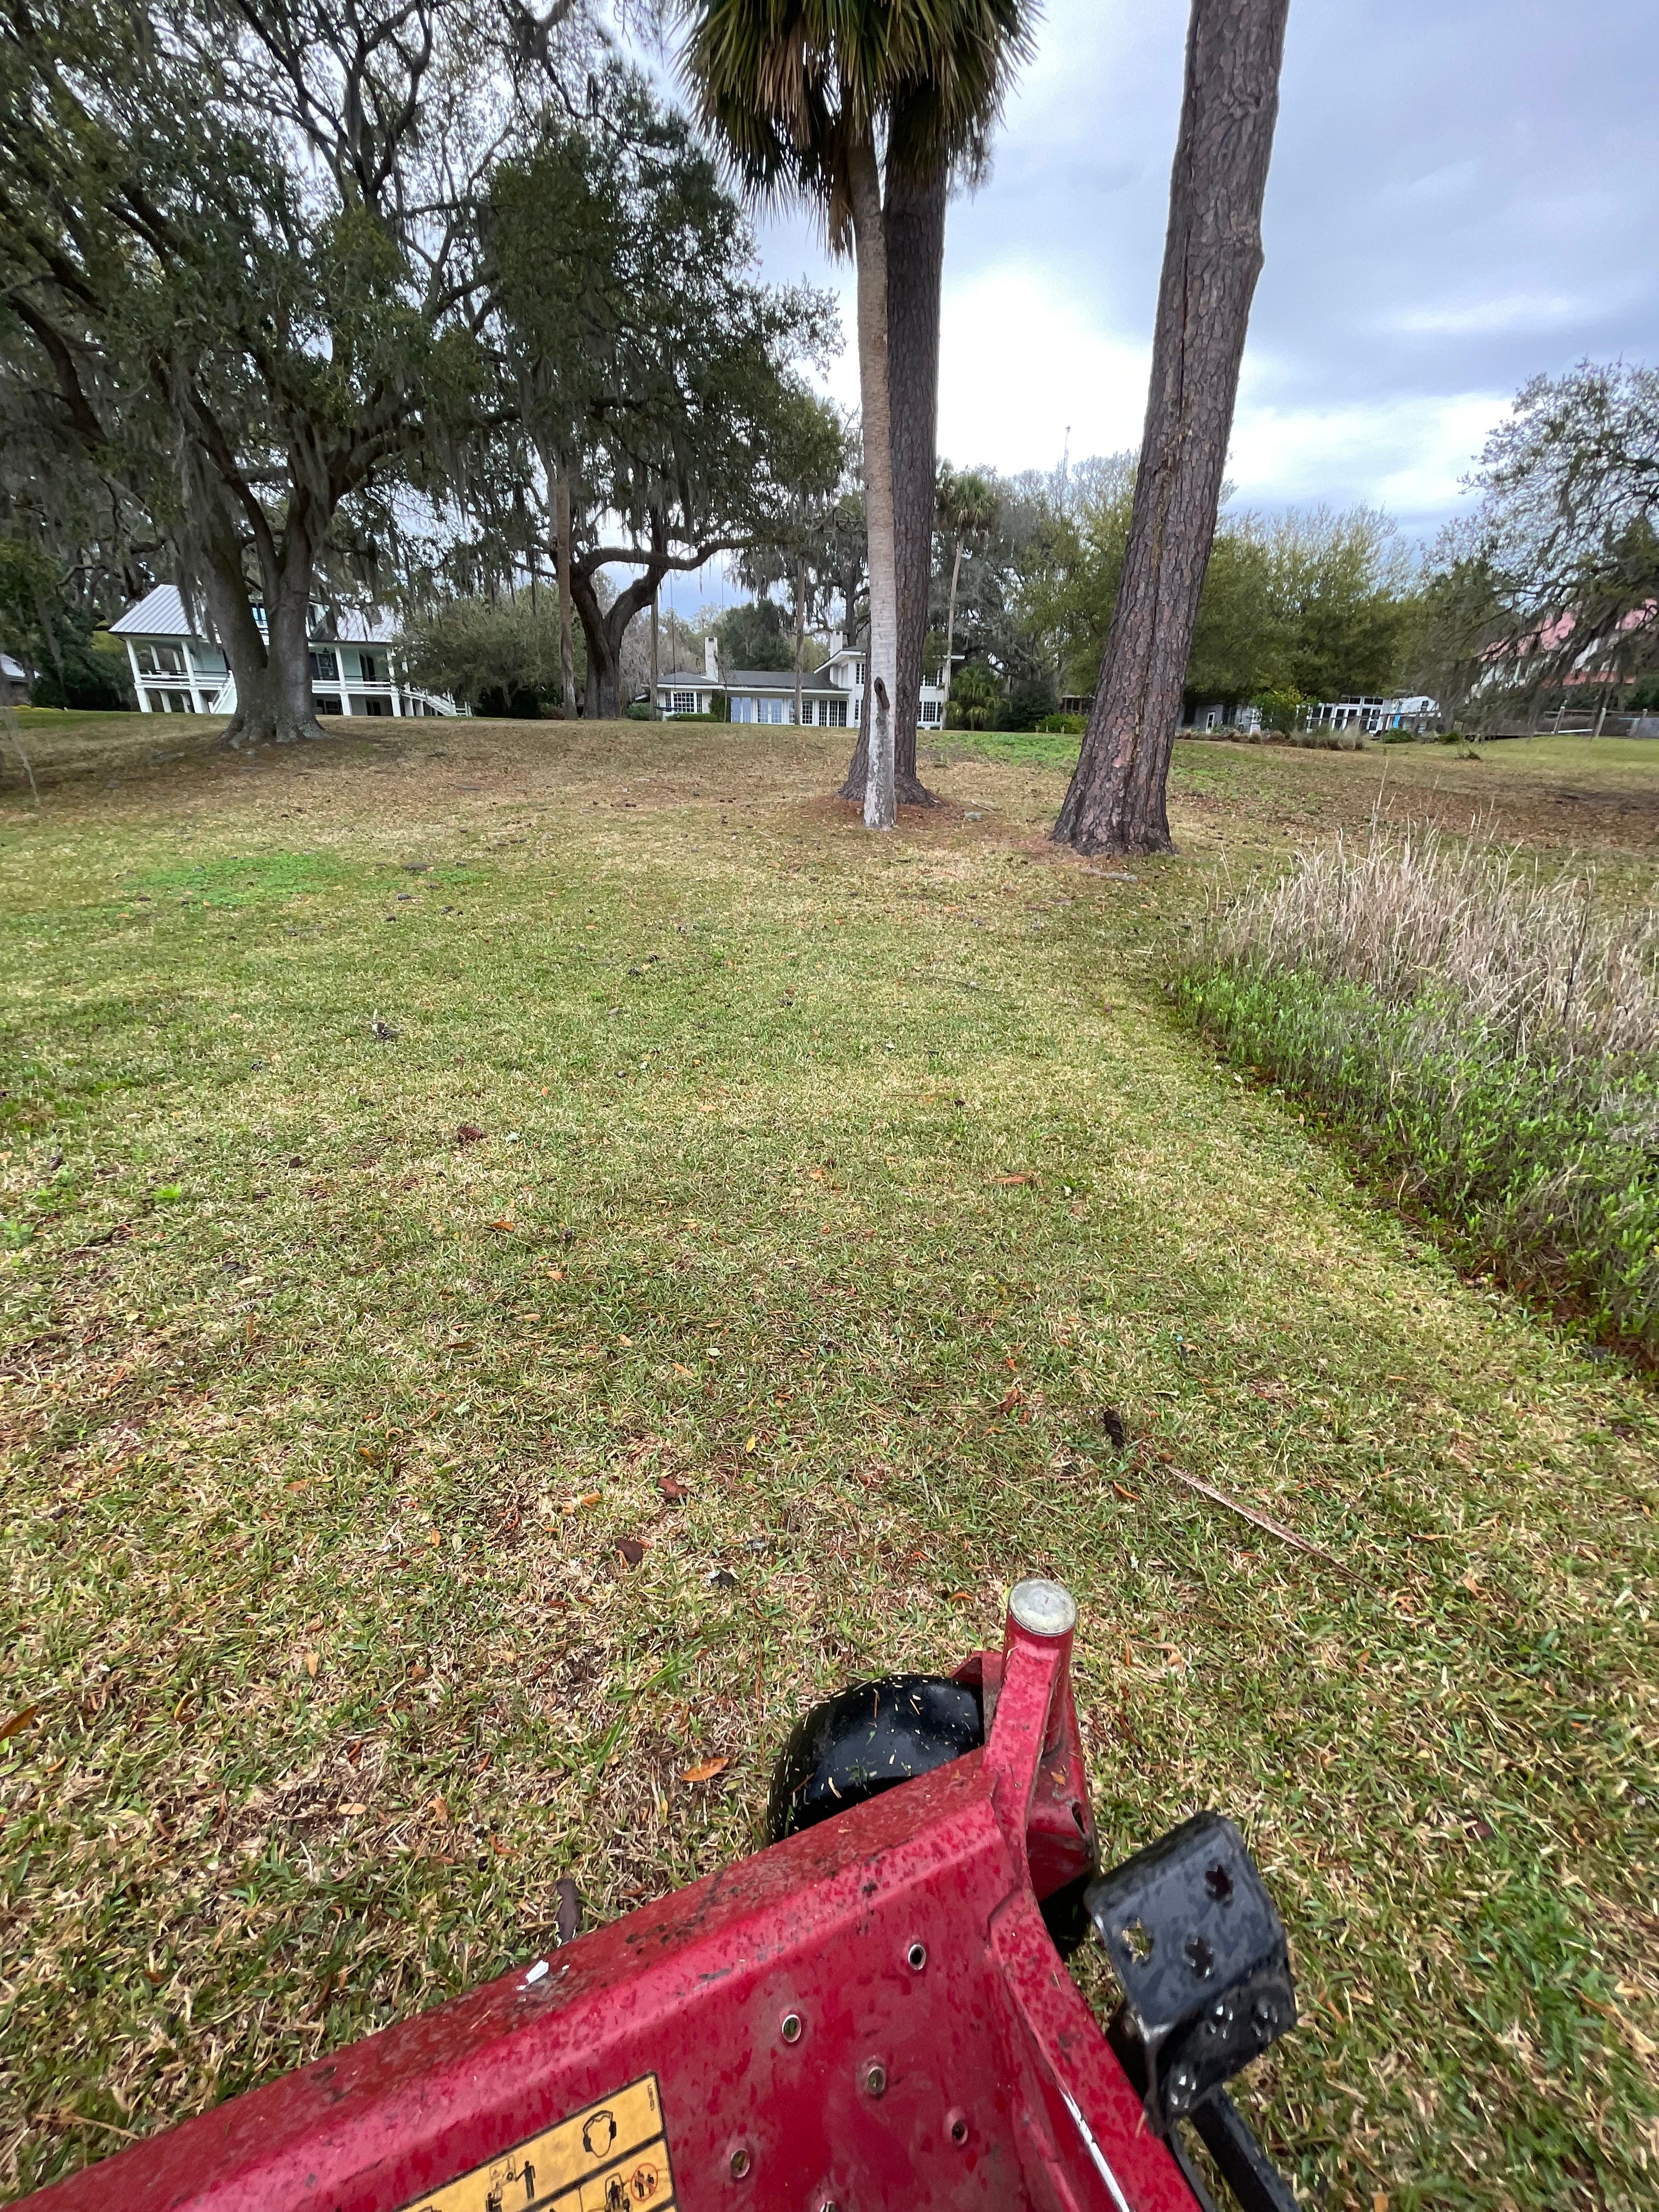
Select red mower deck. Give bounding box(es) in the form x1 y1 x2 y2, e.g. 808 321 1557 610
22 1580 1300 2212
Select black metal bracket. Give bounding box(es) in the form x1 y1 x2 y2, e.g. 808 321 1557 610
1086 1812 1301 2209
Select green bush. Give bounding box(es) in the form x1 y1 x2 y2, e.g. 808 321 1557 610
624 702 656 719
1037 711 1085 735
1178 830 1659 1354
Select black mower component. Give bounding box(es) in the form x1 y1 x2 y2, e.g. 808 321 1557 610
765 1672 984 1844
1087 1812 1297 2136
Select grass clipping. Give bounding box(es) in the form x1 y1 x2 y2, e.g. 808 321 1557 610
1179 825 1659 1353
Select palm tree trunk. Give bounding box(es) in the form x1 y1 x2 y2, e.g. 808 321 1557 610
793 552 806 725
839 159 945 806
884 160 945 803
847 131 897 832
943 534 964 709
555 458 576 715
1054 0 1290 855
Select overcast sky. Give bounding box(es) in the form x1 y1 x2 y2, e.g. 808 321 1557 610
735 0 1659 548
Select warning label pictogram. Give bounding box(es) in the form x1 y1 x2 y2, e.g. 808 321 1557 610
399 2074 674 2212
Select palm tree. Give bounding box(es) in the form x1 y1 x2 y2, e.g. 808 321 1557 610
1053 0 1290 855
936 463 998 709
678 0 1034 828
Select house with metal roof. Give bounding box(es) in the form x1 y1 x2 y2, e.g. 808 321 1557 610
109 585 461 718
654 636 945 730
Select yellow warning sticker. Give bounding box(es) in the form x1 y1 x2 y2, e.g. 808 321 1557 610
399 2074 675 2212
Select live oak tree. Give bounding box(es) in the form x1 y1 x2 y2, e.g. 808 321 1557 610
479 70 842 719
679 0 1034 828
1054 0 1290 855
1447 363 1659 723
0 0 576 746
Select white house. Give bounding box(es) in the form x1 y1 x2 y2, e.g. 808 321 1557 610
655 636 946 729
1306 695 1438 735
109 585 460 718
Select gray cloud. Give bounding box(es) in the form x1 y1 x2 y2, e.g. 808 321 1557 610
748 0 1659 537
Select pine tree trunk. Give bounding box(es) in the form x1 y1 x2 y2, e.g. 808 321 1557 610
650 589 659 716
847 132 897 832
1053 0 1289 856
840 159 945 808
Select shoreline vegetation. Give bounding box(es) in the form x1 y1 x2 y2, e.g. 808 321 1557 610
1178 826 1659 1363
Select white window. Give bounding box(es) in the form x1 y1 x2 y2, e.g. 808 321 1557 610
759 696 788 724
919 700 942 726
671 690 697 715
357 652 380 682
731 697 757 723
309 648 339 681
315 693 343 716
824 697 848 728
136 641 186 676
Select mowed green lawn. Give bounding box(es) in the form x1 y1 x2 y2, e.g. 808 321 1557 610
2 720 1655 2208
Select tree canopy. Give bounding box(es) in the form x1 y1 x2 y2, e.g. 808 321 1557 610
0 0 578 741
469 65 843 715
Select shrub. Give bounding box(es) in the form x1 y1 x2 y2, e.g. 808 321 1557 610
1178 829 1659 1353
1037 711 1085 735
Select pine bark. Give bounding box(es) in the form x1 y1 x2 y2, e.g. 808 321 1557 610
1053 0 1290 855
847 132 898 831
840 161 946 808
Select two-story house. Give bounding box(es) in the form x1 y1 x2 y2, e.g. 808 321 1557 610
655 636 946 729
110 585 460 718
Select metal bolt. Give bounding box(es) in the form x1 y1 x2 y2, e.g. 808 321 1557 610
781 2011 803 2044
730 2148 752 2180
906 1942 927 1972
1008 1578 1078 1638
864 2061 887 2098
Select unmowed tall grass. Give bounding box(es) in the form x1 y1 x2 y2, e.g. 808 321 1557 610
1179 826 1659 1353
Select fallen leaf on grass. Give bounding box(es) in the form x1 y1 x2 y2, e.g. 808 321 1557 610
571 1490 602 1510
0 1703 40 1742
615 1537 648 1567
658 1476 690 1503
303 1652 320 1678
993 1173 1034 1187
680 1757 729 1784
486 1217 515 1232
338 1802 366 1817
1111 1481 1136 1503
454 1124 486 1146
672 1361 695 1377
1100 1406 1128 1451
